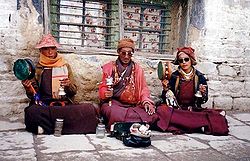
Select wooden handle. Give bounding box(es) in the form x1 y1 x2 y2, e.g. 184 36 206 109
30 85 37 95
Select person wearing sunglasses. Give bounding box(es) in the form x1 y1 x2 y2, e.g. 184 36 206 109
99 38 158 129
161 47 208 110
156 47 228 135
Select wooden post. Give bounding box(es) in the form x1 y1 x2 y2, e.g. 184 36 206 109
118 0 124 39
43 0 49 34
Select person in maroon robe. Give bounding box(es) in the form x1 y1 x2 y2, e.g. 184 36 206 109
22 34 98 135
99 38 158 129
156 47 228 135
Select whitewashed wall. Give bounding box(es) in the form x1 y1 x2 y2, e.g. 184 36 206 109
0 0 43 116
188 0 250 110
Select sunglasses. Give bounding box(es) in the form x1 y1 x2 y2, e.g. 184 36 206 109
120 51 133 57
178 57 190 63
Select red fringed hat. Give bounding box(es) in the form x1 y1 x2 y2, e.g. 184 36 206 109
173 47 197 65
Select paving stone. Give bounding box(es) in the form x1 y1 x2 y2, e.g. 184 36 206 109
186 133 231 141
87 134 131 150
229 125 250 141
0 121 25 131
151 131 173 137
0 149 36 161
209 138 250 159
237 157 250 161
99 148 171 161
167 149 235 161
1 112 250 161
152 135 209 153
226 116 246 126
36 134 95 153
38 151 101 161
0 131 33 150
233 113 250 122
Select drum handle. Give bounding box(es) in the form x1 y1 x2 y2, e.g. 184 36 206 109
30 85 37 95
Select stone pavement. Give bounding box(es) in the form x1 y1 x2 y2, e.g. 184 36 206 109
1 112 250 161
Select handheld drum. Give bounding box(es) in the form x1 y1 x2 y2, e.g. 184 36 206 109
157 61 172 80
13 59 42 105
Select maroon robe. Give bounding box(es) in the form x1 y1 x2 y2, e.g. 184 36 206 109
24 69 98 134
156 77 229 135
101 100 158 129
156 105 229 135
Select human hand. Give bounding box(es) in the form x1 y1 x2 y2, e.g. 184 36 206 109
162 79 169 90
104 89 113 98
22 79 36 94
144 103 155 115
22 79 32 88
60 78 71 87
199 84 207 95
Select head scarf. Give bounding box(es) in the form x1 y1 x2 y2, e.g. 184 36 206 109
173 47 197 65
117 38 135 52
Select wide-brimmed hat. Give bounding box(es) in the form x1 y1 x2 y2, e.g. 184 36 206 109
35 34 60 49
117 38 135 52
13 59 36 80
172 47 197 65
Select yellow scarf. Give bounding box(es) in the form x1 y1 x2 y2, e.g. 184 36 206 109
39 53 68 99
39 53 66 67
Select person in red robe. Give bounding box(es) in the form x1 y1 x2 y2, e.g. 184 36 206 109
99 38 158 129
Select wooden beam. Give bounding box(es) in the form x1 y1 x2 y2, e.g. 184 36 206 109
44 0 49 34
118 0 124 39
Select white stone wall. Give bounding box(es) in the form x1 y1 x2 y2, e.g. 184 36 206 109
189 0 250 110
0 0 43 116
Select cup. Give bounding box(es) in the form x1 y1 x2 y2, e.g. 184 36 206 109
54 118 64 137
96 123 106 139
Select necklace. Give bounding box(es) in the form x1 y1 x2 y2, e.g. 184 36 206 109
180 68 194 80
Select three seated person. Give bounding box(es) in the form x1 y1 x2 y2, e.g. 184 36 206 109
19 34 228 136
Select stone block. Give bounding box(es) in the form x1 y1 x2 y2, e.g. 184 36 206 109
233 98 250 110
0 81 26 97
208 81 226 96
224 81 245 97
241 66 250 77
196 62 218 75
0 58 8 73
218 65 237 77
0 102 27 116
245 81 250 97
0 14 10 28
214 96 233 110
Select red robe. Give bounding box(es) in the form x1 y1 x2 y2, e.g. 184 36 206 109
99 61 158 128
